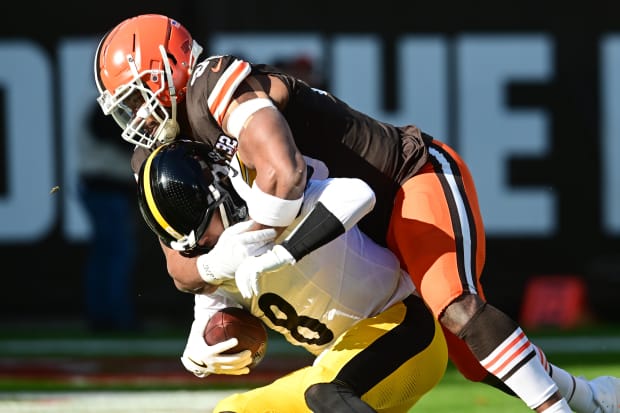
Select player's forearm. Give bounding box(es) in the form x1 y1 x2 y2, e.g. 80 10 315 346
193 293 235 321
280 178 375 261
236 111 307 228
313 177 375 231
300 177 375 231
245 153 306 228
160 241 212 294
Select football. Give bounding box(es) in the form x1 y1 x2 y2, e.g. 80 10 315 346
204 307 268 368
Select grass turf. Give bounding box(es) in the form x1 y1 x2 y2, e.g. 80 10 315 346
2 324 619 412
415 353 620 412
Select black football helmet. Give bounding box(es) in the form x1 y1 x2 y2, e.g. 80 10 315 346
137 139 248 253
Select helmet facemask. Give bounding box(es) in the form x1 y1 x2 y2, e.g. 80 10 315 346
96 46 181 149
212 175 248 230
168 182 225 253
203 152 249 230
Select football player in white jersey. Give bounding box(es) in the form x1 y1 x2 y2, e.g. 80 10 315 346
136 140 448 413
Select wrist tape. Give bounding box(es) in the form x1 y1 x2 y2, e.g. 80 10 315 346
248 183 303 227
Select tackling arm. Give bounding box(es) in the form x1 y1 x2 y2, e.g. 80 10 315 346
160 220 277 294
160 243 213 294
235 177 376 298
223 75 307 232
282 177 376 261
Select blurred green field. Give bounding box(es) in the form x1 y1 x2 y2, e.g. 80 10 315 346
1 324 619 412
415 327 620 412
415 352 620 412
1 355 618 413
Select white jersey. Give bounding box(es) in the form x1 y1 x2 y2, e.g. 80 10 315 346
193 157 414 356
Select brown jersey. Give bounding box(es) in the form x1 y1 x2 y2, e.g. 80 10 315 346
185 55 432 245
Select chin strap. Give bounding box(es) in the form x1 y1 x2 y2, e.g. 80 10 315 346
219 204 230 229
158 44 180 144
158 118 180 144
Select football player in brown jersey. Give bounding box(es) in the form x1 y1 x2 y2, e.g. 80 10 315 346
94 14 619 413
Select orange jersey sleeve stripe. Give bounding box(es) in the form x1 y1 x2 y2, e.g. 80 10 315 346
208 60 251 126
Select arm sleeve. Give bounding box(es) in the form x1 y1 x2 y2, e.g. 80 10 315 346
303 155 329 180
189 293 241 341
300 177 375 231
281 177 376 261
193 293 238 323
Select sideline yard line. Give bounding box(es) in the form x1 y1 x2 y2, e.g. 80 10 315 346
0 336 619 357
0 338 185 357
0 337 305 357
0 390 240 413
533 336 620 353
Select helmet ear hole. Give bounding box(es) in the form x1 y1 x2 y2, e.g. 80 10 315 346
167 53 178 65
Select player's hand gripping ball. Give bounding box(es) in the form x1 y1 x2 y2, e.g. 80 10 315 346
204 307 268 368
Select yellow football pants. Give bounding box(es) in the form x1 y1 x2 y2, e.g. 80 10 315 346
214 294 448 413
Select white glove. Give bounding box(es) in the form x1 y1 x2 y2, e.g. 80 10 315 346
181 334 253 378
197 220 276 285
235 244 296 299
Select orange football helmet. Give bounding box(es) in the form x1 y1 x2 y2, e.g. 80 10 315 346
94 14 203 148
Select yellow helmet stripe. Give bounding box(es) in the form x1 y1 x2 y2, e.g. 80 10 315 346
142 145 184 240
